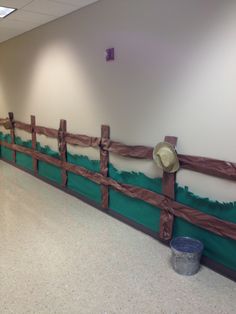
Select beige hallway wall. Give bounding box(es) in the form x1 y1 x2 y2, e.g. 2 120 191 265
0 0 236 201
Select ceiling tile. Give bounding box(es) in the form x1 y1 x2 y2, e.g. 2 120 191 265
0 0 33 9
0 17 39 31
23 0 77 17
7 9 55 24
0 0 101 43
50 0 98 9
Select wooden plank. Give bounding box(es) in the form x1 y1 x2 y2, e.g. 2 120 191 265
107 141 153 159
14 121 31 133
159 136 178 241
31 115 38 175
58 119 67 187
178 154 236 181
65 133 100 147
8 112 16 163
35 125 58 138
100 125 110 209
0 141 61 167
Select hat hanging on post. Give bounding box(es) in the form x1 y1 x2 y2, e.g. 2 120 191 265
2 118 12 130
153 142 180 173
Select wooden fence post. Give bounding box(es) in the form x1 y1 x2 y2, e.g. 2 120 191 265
31 115 38 175
58 119 67 187
100 125 110 209
8 112 16 163
159 136 178 241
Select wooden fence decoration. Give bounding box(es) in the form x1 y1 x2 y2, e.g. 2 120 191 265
8 112 16 163
159 136 178 241
58 119 67 187
0 112 236 245
30 115 37 175
100 125 110 210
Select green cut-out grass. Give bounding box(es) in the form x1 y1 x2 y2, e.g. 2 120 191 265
0 131 236 271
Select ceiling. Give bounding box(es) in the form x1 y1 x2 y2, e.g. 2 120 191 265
0 0 99 43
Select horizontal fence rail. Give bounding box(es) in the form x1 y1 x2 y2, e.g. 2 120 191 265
0 113 236 244
178 154 236 181
34 125 58 138
14 121 32 133
65 133 100 147
106 141 154 159
2 116 236 181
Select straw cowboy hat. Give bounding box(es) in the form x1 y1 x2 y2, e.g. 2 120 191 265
153 142 179 173
2 118 12 130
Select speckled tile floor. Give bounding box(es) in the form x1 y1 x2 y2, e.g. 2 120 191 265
0 161 235 314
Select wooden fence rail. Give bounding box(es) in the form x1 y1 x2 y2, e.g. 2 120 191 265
2 114 236 180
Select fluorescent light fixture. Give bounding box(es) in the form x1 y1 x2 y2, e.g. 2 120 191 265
0 6 16 18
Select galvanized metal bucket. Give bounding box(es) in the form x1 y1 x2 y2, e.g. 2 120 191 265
170 237 204 276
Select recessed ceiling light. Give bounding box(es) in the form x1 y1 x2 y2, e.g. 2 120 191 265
0 6 16 18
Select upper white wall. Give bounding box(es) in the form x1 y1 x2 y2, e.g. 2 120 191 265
0 0 236 201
